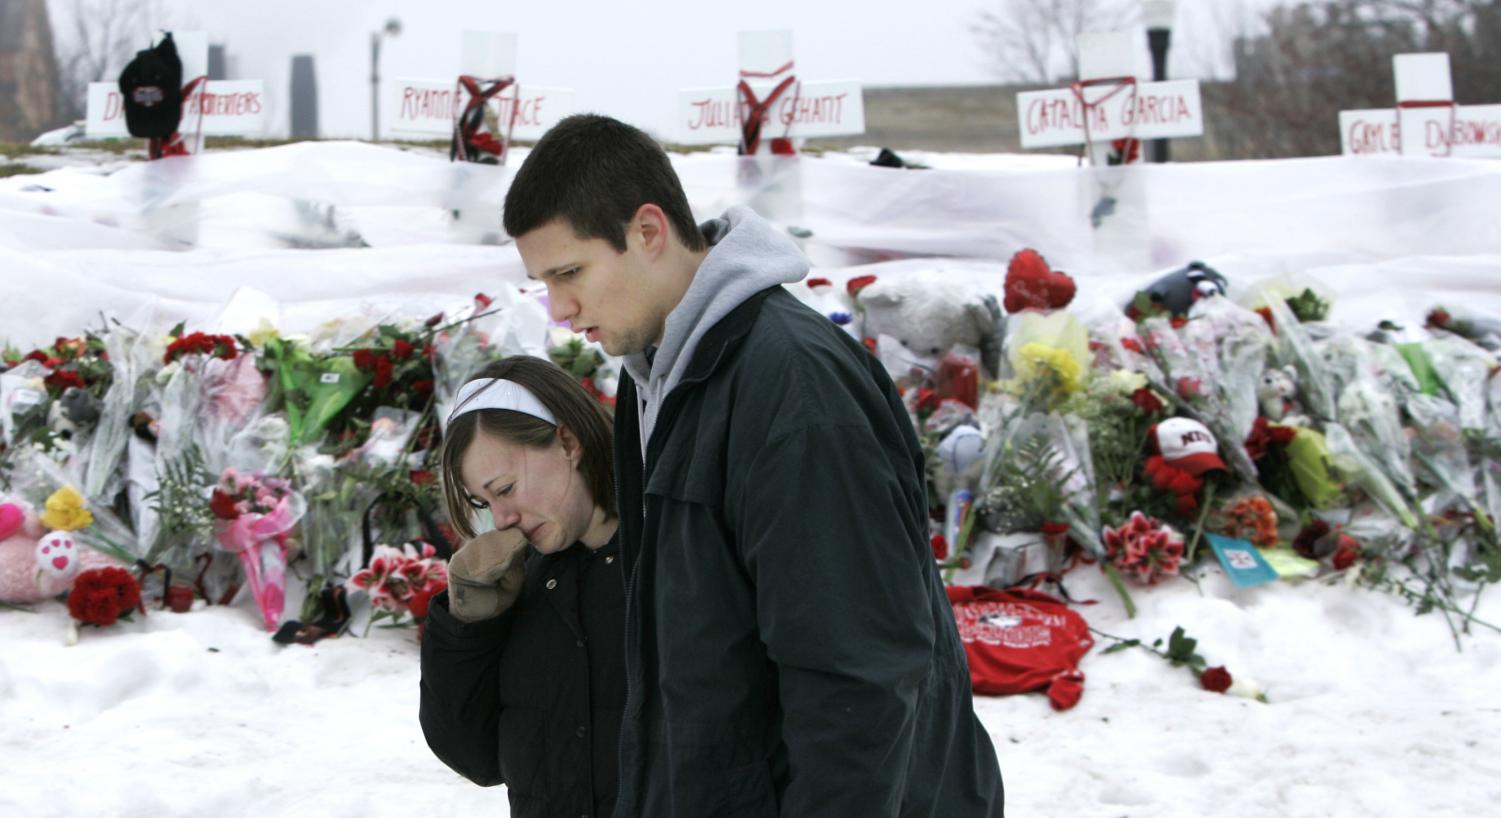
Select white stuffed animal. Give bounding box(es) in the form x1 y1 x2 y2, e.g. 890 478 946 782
857 275 1002 380
1257 365 1308 426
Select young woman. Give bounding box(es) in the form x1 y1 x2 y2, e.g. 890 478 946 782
419 355 623 818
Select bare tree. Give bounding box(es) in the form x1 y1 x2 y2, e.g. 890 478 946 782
1213 0 1499 158
972 0 1138 83
51 0 172 119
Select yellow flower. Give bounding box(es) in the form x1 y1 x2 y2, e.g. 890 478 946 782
1015 342 1084 396
247 318 282 348
40 485 93 531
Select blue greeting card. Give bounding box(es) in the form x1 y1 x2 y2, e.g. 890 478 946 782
1204 533 1279 588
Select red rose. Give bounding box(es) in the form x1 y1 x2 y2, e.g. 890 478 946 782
846 275 878 297
1269 425 1297 446
372 355 394 388
1332 536 1359 570
352 349 376 370
1130 387 1164 415
392 339 415 361
424 312 444 328
24 350 49 364
423 343 436 362
805 277 832 289
1200 665 1233 693
1176 377 1203 400
1120 337 1144 354
209 489 241 520
1041 521 1071 537
1427 308 1451 329
409 469 435 485
474 292 494 309
45 369 86 392
930 534 949 561
412 379 434 396
1170 317 1188 330
67 566 142 627
1293 520 1333 559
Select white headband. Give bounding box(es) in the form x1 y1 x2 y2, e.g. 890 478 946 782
448 378 558 426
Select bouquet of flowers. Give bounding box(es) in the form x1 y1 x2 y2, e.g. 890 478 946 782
344 541 449 638
211 468 306 631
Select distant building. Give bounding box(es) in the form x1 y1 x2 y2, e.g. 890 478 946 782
0 0 64 142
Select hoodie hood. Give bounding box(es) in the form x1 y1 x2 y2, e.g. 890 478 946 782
623 206 808 454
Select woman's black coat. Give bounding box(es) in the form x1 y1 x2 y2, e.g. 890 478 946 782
420 537 624 818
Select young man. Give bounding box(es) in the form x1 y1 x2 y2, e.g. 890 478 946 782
503 114 1004 817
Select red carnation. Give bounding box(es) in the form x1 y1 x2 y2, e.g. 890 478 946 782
209 489 241 520
392 339 415 361
1176 377 1203 400
1199 665 1233 693
846 275 878 297
67 566 142 627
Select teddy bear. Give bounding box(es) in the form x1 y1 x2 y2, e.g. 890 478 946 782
0 497 118 604
856 273 1003 381
1257 365 1309 426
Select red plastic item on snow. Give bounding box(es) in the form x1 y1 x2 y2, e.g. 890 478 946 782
947 585 1094 710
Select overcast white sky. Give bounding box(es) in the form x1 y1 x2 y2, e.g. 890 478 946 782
51 0 1274 140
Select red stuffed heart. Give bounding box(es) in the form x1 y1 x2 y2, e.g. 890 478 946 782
1004 249 1076 313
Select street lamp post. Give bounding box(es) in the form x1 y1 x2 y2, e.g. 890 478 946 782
370 17 402 141
1142 0 1177 163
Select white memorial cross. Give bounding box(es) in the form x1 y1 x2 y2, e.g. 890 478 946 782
1339 53 1501 157
386 31 576 163
85 31 268 152
674 30 865 152
1015 31 1203 164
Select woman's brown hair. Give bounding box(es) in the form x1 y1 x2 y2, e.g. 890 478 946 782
440 355 615 540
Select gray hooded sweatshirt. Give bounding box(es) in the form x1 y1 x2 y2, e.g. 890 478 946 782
621 206 807 458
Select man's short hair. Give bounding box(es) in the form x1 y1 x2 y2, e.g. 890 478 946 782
503 114 706 252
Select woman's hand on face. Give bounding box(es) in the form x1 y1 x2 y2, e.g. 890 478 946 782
447 528 529 622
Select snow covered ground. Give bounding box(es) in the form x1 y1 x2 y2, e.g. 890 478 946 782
4 560 1498 817
2 142 1500 817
